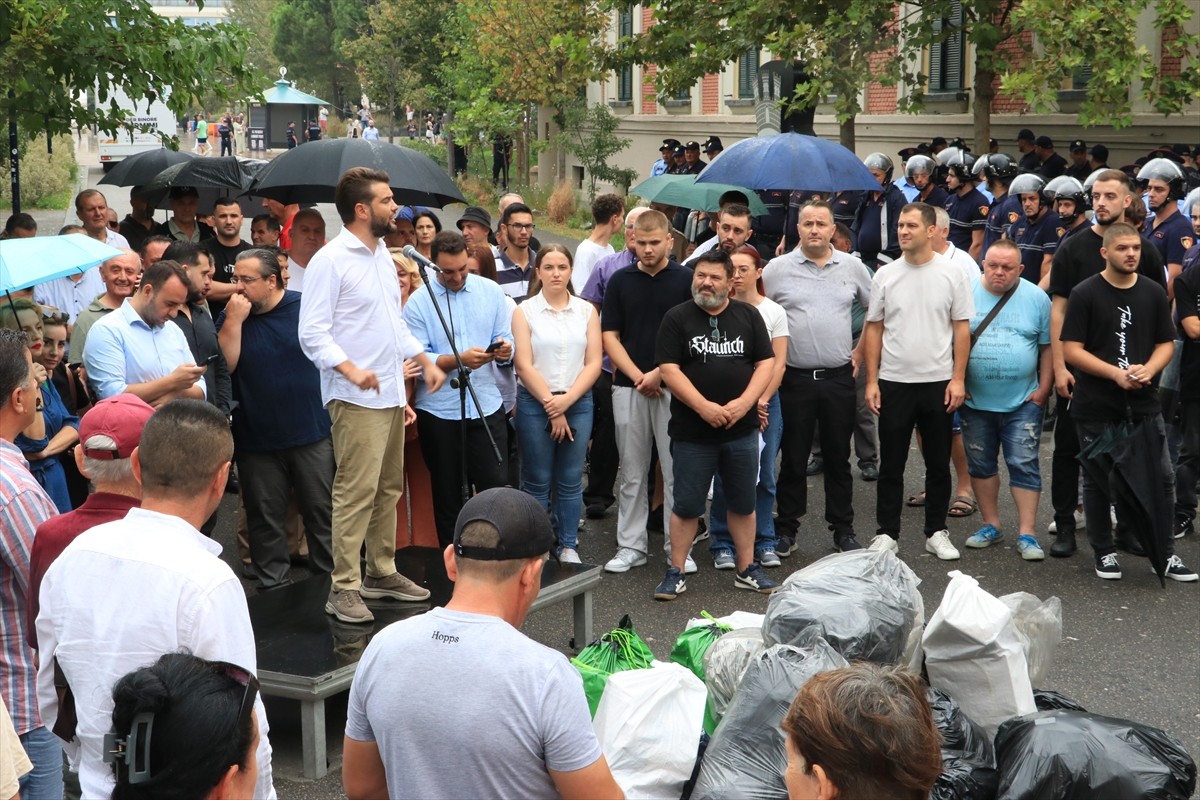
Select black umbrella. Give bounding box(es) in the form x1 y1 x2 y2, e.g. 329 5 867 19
140 157 266 213
249 138 465 207
1077 415 1172 586
98 148 196 188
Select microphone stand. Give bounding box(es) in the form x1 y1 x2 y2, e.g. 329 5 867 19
414 263 503 511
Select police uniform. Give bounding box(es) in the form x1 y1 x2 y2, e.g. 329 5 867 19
1144 210 1196 269
982 193 1022 261
945 187 990 254
1007 209 1063 283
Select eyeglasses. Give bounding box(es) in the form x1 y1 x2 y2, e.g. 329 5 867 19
506 222 535 231
233 274 265 285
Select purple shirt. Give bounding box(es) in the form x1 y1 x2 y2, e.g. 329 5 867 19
0 439 56 734
580 249 636 374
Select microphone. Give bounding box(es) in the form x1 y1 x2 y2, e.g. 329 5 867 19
401 245 443 273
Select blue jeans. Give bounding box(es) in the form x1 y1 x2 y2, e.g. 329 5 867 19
959 401 1044 491
19 726 63 800
710 392 781 554
515 387 593 551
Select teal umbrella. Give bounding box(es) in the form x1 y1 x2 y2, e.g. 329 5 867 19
0 234 124 293
630 174 769 216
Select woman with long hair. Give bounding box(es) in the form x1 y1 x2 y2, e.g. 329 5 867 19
38 309 91 506
705 244 789 567
412 210 441 261
512 245 602 562
108 653 260 800
0 298 79 512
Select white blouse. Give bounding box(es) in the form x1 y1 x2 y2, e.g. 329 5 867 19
519 292 594 393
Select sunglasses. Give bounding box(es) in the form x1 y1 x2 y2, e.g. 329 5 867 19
709 316 721 341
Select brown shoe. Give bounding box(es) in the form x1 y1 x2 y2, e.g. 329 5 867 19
325 589 374 624
360 572 431 602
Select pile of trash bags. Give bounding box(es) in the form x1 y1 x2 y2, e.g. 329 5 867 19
573 551 1196 800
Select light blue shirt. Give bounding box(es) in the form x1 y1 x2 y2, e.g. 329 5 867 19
403 274 513 420
893 177 919 202
81 298 205 400
964 276 1050 413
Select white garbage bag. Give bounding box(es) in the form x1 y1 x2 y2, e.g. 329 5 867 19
593 662 707 800
923 571 1036 737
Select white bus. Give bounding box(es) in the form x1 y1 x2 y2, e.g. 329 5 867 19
97 87 177 170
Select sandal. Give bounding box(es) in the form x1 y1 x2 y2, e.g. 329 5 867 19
906 491 926 507
948 496 978 517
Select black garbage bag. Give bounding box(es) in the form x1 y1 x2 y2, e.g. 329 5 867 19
927 686 998 800
692 637 848 800
762 549 922 665
1032 688 1087 712
995 710 1197 800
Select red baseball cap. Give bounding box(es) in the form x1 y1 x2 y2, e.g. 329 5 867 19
80 394 155 460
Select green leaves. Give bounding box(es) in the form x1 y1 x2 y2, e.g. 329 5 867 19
1 0 255 140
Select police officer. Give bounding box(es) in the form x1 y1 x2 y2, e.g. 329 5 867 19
1138 158 1193 294
652 139 680 177
941 150 989 261
905 155 947 207
1045 176 1090 241
976 154 1022 262
1065 140 1092 180
1005 173 1062 285
851 153 906 268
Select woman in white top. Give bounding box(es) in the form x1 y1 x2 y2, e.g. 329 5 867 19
512 245 602 562
707 244 791 568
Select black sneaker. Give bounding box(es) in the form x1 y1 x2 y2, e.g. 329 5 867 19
735 562 781 594
1049 528 1076 558
806 456 823 475
859 464 879 482
835 533 864 552
653 567 686 600
1174 518 1194 539
776 535 797 558
1164 555 1198 582
1094 552 1122 580
585 502 608 519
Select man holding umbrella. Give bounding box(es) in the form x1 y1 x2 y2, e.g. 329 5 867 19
1061 222 1196 582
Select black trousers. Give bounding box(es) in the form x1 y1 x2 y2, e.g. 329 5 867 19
584 370 617 507
417 408 510 548
237 437 336 587
776 368 856 540
1175 398 1200 522
1050 393 1080 532
876 380 953 537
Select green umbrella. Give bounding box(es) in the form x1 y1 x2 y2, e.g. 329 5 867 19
629 174 768 216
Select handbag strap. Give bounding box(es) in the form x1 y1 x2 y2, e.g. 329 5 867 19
970 286 1017 349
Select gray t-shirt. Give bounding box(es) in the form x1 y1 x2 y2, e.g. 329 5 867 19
346 607 601 799
865 252 974 383
763 249 872 369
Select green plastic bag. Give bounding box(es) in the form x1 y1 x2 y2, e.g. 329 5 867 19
572 614 655 716
670 611 732 682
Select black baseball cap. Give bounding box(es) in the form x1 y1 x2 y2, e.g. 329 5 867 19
1089 144 1108 160
684 140 701 150
1035 135 1054 148
898 147 920 160
702 136 723 153
453 488 556 561
661 138 680 151
1069 139 1087 153
671 144 685 157
1017 128 1035 142
931 136 948 147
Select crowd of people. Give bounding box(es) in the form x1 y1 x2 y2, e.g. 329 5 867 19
1 127 1198 798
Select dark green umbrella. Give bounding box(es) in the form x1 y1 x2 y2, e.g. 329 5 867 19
630 174 769 215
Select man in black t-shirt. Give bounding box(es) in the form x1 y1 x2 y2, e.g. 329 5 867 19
1173 262 1200 539
1045 169 1166 557
654 250 777 600
199 197 252 320
600 210 694 575
1061 223 1195 582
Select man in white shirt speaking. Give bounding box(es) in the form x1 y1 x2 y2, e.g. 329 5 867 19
300 168 446 624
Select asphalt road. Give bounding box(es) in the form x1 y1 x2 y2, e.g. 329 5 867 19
61 147 1200 797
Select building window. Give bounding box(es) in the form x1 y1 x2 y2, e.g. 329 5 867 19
1071 64 1092 90
617 4 634 102
737 50 759 99
674 86 691 101
928 1 965 92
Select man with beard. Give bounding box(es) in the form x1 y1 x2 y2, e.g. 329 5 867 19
162 241 231 415
497 202 536 299
300 168 446 624
653 250 777 600
284 209 327 293
69 251 143 366
82 260 207 405
685 203 754 265
217 250 335 589
199 197 252 318
1045 169 1167 557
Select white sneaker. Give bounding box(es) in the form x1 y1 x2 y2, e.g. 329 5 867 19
684 554 699 574
925 530 961 560
604 547 647 573
868 534 898 553
1048 509 1086 534
559 547 581 564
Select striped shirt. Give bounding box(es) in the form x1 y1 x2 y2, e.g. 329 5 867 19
0 439 56 735
496 249 533 300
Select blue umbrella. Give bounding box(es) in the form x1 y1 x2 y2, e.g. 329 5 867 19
0 234 125 293
696 132 882 193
